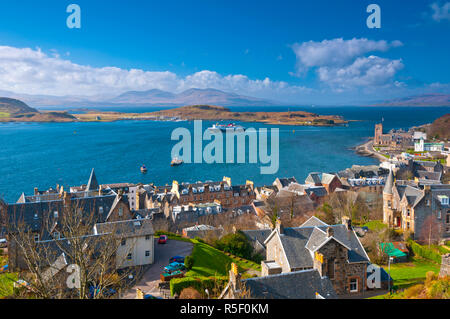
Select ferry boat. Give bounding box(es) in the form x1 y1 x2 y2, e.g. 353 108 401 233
140 165 148 173
207 123 245 132
171 157 183 166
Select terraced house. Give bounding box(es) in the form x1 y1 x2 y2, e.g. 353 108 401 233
383 170 450 241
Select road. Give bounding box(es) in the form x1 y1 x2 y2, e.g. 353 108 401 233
122 238 193 299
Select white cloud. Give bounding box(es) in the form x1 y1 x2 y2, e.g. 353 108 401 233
0 45 309 99
431 2 450 21
317 56 404 90
291 38 402 74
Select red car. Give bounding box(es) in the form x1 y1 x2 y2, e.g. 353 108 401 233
158 235 168 244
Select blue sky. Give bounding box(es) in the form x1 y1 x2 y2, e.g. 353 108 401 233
0 0 448 104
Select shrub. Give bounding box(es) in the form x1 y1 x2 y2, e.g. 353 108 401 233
214 231 253 260
408 240 442 264
179 287 202 299
170 276 228 297
184 255 194 270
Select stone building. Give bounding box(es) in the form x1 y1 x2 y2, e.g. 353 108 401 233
383 170 450 241
260 216 371 296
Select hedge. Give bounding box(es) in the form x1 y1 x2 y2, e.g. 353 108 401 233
408 240 442 264
170 276 228 297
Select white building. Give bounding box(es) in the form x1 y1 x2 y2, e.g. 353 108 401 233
94 218 155 270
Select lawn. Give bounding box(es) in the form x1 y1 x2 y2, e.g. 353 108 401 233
369 257 441 299
186 240 260 278
363 220 387 232
0 255 17 298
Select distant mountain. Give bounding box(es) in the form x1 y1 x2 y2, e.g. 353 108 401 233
373 93 450 106
109 88 278 106
0 97 38 114
0 88 280 108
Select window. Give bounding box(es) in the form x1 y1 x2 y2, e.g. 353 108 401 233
34 234 39 242
99 206 103 214
118 207 123 217
145 235 151 240
438 211 441 219
53 211 58 218
127 253 132 260
426 200 430 207
121 239 126 246
350 278 358 292
447 212 450 224
145 251 150 257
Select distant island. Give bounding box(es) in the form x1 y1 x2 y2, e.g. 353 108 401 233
371 93 450 107
0 99 347 126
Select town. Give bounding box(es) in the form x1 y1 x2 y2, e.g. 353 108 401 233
0 119 449 300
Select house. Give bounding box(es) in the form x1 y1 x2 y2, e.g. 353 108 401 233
171 202 223 224
260 216 371 296
220 263 337 299
383 170 450 240
182 224 223 239
94 218 155 269
273 177 297 192
321 173 343 194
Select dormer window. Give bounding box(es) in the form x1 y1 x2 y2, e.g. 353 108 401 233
99 206 104 214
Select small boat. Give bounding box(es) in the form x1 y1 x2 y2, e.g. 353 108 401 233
171 157 183 166
208 123 245 132
140 165 148 173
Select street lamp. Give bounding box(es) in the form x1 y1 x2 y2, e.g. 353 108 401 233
388 256 394 294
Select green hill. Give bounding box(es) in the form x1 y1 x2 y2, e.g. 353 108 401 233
0 97 38 115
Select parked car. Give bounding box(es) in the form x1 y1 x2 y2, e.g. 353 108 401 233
158 235 168 244
88 286 117 299
169 255 185 264
0 238 7 248
163 262 185 274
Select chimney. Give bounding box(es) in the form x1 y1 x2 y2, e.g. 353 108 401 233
342 216 352 230
34 187 39 196
275 218 284 234
98 185 103 196
63 191 71 207
326 227 334 237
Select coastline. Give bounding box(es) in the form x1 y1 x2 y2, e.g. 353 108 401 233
354 138 388 163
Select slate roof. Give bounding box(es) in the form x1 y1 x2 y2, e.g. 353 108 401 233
242 229 273 249
321 173 338 185
304 186 328 198
277 177 297 188
242 269 337 299
87 168 99 191
264 222 370 269
415 170 442 181
94 218 154 238
383 170 394 195
300 216 329 228
305 173 322 185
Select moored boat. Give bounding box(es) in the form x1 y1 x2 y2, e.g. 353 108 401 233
171 157 183 166
207 123 245 132
140 165 148 173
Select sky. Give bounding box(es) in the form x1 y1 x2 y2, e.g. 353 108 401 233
0 0 448 105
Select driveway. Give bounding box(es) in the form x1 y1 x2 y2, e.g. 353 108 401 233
122 238 193 299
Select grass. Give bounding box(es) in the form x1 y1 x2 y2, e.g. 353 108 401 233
185 240 260 278
0 255 17 298
369 257 441 299
363 220 387 232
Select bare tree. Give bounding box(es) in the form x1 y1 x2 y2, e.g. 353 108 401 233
7 203 139 299
419 215 442 247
